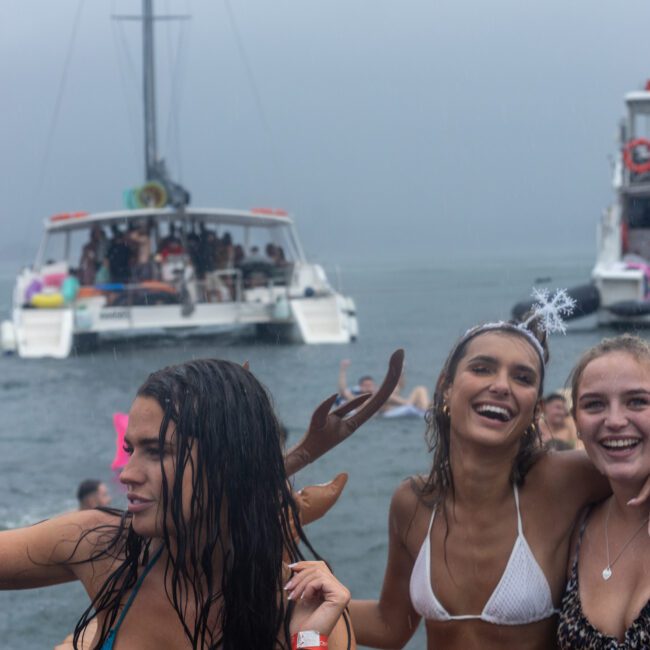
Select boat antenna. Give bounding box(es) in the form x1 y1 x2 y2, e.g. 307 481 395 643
113 0 191 207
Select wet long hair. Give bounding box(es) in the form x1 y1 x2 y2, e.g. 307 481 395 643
73 359 308 649
418 319 548 509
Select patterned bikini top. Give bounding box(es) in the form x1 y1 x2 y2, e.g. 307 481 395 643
557 509 650 649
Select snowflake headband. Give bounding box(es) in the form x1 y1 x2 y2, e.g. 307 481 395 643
461 289 576 365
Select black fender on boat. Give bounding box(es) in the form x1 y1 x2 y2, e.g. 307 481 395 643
511 283 600 321
606 300 650 317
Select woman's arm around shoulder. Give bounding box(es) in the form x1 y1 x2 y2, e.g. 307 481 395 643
530 449 609 516
0 508 118 590
349 478 422 649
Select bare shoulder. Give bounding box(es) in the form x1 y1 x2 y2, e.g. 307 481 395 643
526 450 609 511
389 476 432 544
390 477 423 517
43 509 123 557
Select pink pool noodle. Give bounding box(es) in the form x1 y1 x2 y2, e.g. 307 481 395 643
111 412 130 471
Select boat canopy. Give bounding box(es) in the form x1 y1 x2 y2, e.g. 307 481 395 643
44 207 295 233
625 91 650 115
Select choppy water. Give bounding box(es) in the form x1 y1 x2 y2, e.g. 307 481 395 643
0 256 633 649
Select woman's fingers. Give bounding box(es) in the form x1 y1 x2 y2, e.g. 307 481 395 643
285 561 350 607
628 477 650 509
286 562 351 637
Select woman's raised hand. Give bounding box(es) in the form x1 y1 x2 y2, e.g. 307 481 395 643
286 561 351 637
284 349 405 476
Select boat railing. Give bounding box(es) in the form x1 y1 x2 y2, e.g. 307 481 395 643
27 266 291 310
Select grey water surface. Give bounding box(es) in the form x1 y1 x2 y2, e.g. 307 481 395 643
0 257 628 649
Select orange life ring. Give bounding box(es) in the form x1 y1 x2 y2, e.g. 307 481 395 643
251 207 288 217
623 138 650 174
50 211 89 223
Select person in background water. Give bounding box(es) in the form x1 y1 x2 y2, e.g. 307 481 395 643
338 359 376 403
338 359 429 417
557 334 650 648
539 391 580 449
76 479 111 510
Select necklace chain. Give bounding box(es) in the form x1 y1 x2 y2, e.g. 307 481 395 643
602 499 649 581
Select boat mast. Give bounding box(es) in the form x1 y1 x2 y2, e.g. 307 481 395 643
143 0 158 182
113 1 190 206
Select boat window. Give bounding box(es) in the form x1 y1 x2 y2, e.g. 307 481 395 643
41 230 89 269
626 197 650 228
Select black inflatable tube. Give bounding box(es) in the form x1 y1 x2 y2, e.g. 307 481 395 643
606 300 650 317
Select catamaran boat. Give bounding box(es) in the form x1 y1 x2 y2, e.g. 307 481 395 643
0 2 358 358
1 207 358 358
512 80 650 325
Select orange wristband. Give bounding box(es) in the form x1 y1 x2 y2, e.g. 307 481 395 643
291 631 328 649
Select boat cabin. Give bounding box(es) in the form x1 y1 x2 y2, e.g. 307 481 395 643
30 207 305 308
619 89 650 261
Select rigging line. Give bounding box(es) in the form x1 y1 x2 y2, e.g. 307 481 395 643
222 0 291 201
162 0 175 157
110 3 141 171
35 0 86 198
162 0 190 181
170 20 190 181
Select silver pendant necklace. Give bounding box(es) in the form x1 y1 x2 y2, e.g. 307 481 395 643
602 499 649 581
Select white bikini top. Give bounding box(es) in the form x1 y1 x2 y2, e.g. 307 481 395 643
409 485 557 626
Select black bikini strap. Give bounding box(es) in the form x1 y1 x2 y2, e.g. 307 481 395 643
571 506 593 572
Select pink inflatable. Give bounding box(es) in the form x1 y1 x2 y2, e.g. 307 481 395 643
43 273 67 288
111 413 130 471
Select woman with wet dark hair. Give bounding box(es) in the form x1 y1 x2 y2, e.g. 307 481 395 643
0 357 391 650
350 315 622 649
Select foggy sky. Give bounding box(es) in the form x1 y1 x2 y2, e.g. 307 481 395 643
1 0 649 269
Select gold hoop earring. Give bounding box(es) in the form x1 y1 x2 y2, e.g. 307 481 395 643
442 403 450 418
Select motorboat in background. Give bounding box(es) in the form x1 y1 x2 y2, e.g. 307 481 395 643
513 80 650 325
1 1 358 358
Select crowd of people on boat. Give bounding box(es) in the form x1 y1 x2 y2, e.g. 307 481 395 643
77 221 290 302
2 298 650 649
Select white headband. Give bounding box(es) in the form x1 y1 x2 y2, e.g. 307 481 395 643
462 321 546 364
461 289 576 366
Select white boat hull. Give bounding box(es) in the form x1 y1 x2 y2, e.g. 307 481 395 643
4 285 358 358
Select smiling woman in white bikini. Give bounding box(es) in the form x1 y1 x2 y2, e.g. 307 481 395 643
0 358 406 650
349 308 632 650
557 335 650 648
